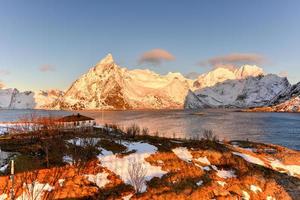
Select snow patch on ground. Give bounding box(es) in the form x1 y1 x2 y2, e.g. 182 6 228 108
203 166 211 171
194 156 211 165
250 184 262 193
266 195 276 200
217 181 226 187
233 152 265 166
58 179 65 187
157 160 163 164
98 142 167 193
196 180 203 186
0 194 7 200
85 172 110 188
0 149 11 166
0 164 8 173
242 191 250 200
270 159 300 177
172 147 193 162
63 155 73 164
210 164 236 179
67 137 100 147
233 151 300 178
216 169 236 179
122 194 133 200
16 181 54 200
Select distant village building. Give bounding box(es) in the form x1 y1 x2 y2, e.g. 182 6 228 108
57 114 96 129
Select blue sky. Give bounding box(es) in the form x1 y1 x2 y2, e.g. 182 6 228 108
0 0 299 91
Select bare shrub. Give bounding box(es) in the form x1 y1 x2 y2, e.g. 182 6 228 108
128 159 147 193
202 129 218 142
142 127 149 136
126 124 140 137
9 167 64 200
67 137 99 174
11 114 60 135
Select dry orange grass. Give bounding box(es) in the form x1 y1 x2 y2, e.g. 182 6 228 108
0 141 298 199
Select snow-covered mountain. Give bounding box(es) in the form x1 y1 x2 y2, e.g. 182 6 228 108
0 53 296 111
0 88 63 109
51 54 193 110
248 82 300 112
193 65 264 88
184 74 291 109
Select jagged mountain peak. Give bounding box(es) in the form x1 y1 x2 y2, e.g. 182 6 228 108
234 65 264 79
96 53 115 66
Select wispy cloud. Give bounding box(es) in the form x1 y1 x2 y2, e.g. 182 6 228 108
199 53 265 70
279 71 288 77
39 64 56 72
0 69 10 75
138 49 175 65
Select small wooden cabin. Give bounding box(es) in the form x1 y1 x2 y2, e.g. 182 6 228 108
57 114 96 129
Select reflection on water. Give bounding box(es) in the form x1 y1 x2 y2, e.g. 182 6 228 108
0 109 299 150
80 109 300 150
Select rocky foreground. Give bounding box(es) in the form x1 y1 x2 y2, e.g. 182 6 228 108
0 128 299 200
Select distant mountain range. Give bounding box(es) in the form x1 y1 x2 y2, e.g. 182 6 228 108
0 54 299 111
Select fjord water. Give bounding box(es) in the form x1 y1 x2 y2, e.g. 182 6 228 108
82 109 300 150
0 109 299 150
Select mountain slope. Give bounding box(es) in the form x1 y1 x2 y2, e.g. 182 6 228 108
248 82 300 112
53 54 193 110
0 89 63 109
193 65 264 89
184 74 291 109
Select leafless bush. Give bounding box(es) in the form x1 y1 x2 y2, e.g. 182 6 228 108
67 137 99 174
202 129 218 142
142 127 149 136
128 159 147 193
12 169 59 200
126 124 140 137
11 114 61 135
172 132 176 139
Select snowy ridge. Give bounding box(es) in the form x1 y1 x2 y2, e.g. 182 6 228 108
185 74 291 109
0 53 297 110
0 89 63 109
52 54 194 110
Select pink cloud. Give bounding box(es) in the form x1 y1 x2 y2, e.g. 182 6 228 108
39 64 56 72
199 53 265 69
0 69 10 75
138 49 175 65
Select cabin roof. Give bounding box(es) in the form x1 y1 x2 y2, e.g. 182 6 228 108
58 114 94 122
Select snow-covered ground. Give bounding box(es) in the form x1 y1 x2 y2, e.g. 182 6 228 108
194 156 211 165
233 150 300 178
67 137 101 147
172 147 193 162
98 142 167 193
85 172 110 188
232 152 265 166
15 181 54 200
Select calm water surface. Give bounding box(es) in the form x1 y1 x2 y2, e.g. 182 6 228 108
0 109 299 150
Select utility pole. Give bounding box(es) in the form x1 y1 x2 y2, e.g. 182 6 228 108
10 160 14 200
